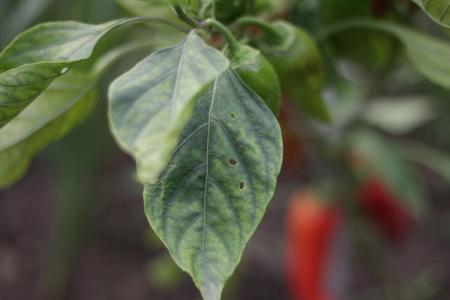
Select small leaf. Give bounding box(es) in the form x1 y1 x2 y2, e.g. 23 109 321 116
412 0 450 28
109 31 229 183
144 69 282 300
0 17 142 127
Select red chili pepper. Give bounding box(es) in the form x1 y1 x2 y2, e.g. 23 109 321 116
279 98 305 176
285 191 341 300
356 178 414 242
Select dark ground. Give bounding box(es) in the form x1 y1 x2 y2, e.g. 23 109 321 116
1 147 449 300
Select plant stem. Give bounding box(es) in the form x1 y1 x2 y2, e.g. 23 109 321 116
204 18 240 55
174 5 200 28
236 16 283 41
142 17 190 33
211 0 216 19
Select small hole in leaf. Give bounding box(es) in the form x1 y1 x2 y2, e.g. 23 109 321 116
239 182 245 189
60 67 69 74
228 158 237 165
230 113 236 119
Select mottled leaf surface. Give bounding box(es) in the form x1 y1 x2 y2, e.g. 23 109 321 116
0 17 141 127
413 0 450 28
109 31 229 183
144 69 283 300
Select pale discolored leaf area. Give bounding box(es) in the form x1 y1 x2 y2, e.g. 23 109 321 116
413 0 450 28
109 31 229 184
144 69 283 300
0 17 142 127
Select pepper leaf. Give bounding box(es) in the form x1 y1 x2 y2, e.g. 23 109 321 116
108 31 229 183
0 17 143 127
326 20 450 89
412 0 450 28
0 68 97 188
379 22 450 89
0 42 149 188
144 69 283 300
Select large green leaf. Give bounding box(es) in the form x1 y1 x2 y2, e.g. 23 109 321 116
413 0 450 28
0 17 142 127
144 69 282 300
109 31 229 183
0 42 151 188
322 20 450 89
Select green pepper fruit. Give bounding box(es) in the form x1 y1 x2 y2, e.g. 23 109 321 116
215 0 247 23
231 45 281 116
256 21 331 122
319 0 398 70
204 18 280 115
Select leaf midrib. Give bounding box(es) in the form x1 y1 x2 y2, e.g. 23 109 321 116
169 36 187 121
200 77 218 283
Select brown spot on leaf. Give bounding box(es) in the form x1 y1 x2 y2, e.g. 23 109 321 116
228 158 237 166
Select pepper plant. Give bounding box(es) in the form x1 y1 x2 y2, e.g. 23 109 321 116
1 0 450 299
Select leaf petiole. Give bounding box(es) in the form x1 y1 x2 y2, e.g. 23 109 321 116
138 16 191 33
174 5 201 28
235 16 284 42
203 18 240 56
